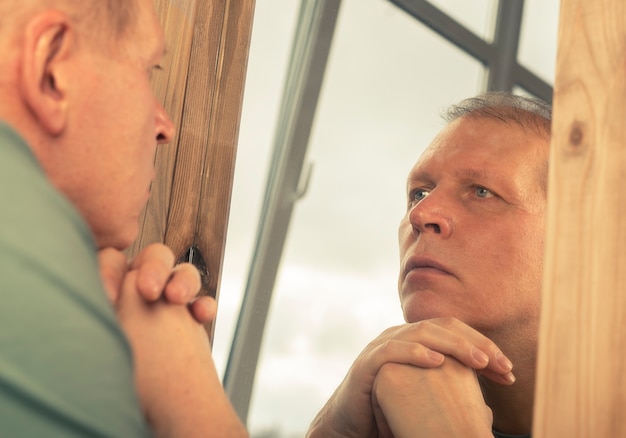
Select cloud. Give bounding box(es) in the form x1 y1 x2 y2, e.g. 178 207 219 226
246 264 403 435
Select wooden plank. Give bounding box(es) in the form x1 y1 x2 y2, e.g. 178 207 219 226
193 0 256 318
126 0 255 339
127 0 198 257
160 0 230 265
533 0 626 435
163 0 256 317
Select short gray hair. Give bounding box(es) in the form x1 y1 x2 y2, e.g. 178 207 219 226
443 92 552 140
0 0 138 42
90 0 139 38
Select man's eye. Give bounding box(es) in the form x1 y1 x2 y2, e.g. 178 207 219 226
410 188 430 203
475 186 493 198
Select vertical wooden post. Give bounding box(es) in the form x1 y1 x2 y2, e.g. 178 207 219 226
127 0 256 338
533 0 626 435
127 0 197 255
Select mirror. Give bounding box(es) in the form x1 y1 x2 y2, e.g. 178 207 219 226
215 0 560 435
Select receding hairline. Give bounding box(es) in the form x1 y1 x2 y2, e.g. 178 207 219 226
0 0 139 41
87 0 139 39
441 91 552 192
442 91 552 141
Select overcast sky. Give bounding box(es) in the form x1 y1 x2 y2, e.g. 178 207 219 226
212 0 559 436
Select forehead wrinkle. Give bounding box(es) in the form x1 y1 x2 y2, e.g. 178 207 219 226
454 167 496 181
408 166 495 187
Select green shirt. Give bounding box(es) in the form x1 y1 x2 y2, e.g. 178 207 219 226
0 123 152 437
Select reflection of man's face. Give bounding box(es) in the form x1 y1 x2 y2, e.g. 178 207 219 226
397 116 548 335
50 0 174 250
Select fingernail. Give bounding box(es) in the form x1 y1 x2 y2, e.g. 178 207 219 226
148 278 161 295
471 347 489 365
504 372 516 384
178 285 192 301
141 276 161 300
496 352 513 371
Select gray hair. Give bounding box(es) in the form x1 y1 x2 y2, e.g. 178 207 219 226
0 0 138 41
93 0 138 38
442 92 552 140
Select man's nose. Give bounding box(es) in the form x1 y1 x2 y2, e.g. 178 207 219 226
155 101 175 144
408 190 453 239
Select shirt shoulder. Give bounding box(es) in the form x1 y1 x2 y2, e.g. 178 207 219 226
0 123 153 437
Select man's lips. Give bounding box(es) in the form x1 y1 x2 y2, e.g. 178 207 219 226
403 256 452 278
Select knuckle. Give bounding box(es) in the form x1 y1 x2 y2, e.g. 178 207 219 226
378 362 401 376
408 343 427 358
377 339 394 355
453 336 470 351
376 363 409 388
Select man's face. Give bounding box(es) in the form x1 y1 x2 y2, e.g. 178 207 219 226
50 0 173 249
397 116 548 335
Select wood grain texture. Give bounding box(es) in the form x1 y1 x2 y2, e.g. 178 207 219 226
127 0 198 257
192 0 256 308
196 0 254 304
162 0 256 307
127 0 255 338
533 0 626 435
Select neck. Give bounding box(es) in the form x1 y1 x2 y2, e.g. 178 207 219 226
480 340 537 436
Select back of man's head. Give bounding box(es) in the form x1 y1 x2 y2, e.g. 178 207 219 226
0 0 138 45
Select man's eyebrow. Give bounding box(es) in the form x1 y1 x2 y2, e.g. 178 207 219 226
407 169 433 186
454 168 493 180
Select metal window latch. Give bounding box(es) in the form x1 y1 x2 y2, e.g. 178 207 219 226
176 245 211 296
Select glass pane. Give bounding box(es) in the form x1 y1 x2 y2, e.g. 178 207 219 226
428 0 497 41
212 0 301 379
517 0 560 84
219 0 560 436
513 85 539 99
244 0 485 435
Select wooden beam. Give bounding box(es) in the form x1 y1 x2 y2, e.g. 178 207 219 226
127 0 256 338
534 0 626 435
128 0 197 257
190 0 257 326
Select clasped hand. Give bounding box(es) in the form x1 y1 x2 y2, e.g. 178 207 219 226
98 243 215 323
372 358 494 438
97 243 248 438
307 318 515 438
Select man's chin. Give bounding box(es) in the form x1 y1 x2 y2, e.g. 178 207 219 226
401 294 455 323
94 224 139 252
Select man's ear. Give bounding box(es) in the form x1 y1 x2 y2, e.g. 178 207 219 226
19 11 75 136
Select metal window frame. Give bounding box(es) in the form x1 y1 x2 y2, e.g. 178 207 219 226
389 0 553 102
223 0 342 423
